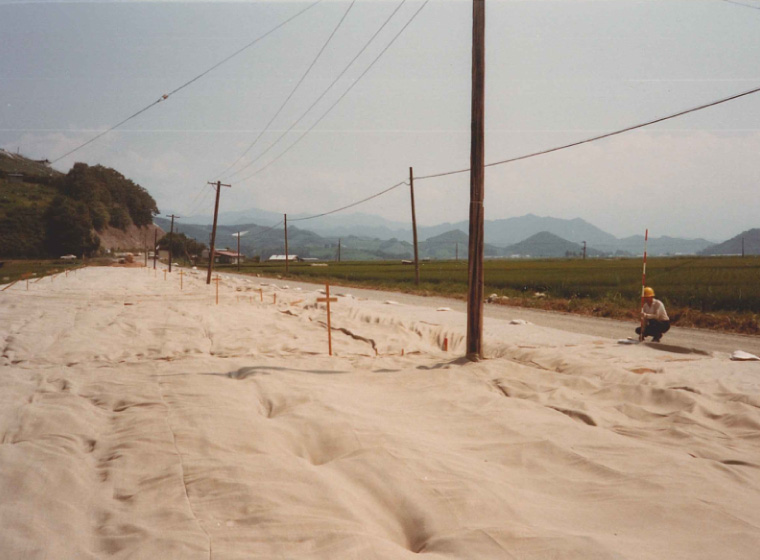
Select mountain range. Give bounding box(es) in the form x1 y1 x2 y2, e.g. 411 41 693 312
168 209 718 259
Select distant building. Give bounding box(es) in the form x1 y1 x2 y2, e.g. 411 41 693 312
215 250 244 264
268 254 301 262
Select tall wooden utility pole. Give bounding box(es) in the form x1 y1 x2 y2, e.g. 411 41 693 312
206 181 231 284
166 214 180 273
409 167 420 285
466 0 486 361
284 214 289 274
153 229 158 270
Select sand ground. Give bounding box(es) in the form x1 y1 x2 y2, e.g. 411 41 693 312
1 265 759 559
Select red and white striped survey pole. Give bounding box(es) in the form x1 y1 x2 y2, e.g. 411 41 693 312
639 229 649 341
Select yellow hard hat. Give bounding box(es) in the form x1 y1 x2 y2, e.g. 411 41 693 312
643 287 655 297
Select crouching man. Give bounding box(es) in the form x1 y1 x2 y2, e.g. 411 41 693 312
636 287 670 342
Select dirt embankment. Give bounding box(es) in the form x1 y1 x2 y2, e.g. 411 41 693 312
96 224 165 252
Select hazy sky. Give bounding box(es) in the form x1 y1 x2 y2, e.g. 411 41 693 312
2 0 759 240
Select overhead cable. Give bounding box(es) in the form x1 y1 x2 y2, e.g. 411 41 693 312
277 82 760 222
218 0 357 179
414 83 760 181
226 0 408 180
51 0 324 164
247 220 285 240
722 0 760 10
290 181 408 222
237 0 430 184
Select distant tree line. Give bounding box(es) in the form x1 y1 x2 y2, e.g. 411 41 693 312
0 162 158 258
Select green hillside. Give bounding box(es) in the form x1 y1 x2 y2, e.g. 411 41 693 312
0 150 159 258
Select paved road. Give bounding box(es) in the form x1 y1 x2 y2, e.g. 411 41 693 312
250 275 760 357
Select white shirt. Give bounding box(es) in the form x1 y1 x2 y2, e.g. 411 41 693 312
642 298 669 321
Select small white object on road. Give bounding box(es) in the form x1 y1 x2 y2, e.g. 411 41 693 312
730 350 760 361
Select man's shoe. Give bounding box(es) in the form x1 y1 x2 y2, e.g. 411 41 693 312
652 335 662 343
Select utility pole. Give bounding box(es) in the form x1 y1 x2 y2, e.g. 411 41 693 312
232 231 248 272
582 241 587 260
742 237 745 258
338 238 341 262
466 0 486 361
153 229 158 270
409 167 420 285
284 214 289 274
456 242 459 261
166 214 180 272
206 181 231 284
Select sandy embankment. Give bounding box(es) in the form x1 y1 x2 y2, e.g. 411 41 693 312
1 266 759 559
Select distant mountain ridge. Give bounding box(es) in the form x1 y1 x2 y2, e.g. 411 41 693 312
175 208 718 257
700 229 760 256
503 232 603 258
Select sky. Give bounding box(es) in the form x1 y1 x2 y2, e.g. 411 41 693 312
1 0 760 241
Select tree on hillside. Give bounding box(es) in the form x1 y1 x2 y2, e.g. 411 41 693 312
157 232 206 262
44 196 100 256
58 163 158 230
0 206 46 257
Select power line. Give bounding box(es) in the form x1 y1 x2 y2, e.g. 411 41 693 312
415 83 760 181
236 0 430 185
290 181 408 222
218 0 357 179
274 82 760 224
244 220 285 241
183 183 216 218
50 0 324 165
722 0 760 11
225 0 409 180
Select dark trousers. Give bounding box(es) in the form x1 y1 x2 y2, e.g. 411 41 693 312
635 320 670 340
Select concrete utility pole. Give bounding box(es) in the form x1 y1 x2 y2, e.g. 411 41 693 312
466 0 486 361
284 214 289 274
206 181 231 284
166 214 180 272
409 167 420 286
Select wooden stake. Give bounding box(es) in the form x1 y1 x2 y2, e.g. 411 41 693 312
466 0 486 361
443 337 448 351
179 269 184 291
214 274 220 305
317 283 338 356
